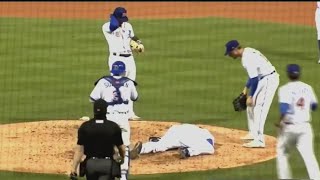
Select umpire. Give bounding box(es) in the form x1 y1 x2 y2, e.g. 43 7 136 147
70 99 125 180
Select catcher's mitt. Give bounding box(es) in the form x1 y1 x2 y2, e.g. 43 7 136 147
130 39 144 53
233 93 247 111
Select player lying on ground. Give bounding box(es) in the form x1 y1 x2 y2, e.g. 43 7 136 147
130 124 214 159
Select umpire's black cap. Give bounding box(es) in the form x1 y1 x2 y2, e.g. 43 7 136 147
94 99 108 116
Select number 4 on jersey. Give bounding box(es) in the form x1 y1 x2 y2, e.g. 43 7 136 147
296 97 305 109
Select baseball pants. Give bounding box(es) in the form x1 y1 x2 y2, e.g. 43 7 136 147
276 123 320 180
86 158 114 180
247 73 279 143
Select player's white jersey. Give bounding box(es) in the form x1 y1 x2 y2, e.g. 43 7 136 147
317 2 320 8
89 76 138 114
102 22 134 54
241 47 276 78
278 81 318 124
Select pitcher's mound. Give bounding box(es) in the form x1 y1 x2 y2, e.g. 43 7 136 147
0 120 276 175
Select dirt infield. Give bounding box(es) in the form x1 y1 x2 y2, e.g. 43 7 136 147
0 120 276 175
0 2 316 26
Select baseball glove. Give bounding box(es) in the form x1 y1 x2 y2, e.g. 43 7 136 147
232 93 247 111
130 39 144 53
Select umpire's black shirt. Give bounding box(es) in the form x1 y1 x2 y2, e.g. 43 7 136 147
77 118 123 158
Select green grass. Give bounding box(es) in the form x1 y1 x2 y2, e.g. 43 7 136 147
0 16 319 179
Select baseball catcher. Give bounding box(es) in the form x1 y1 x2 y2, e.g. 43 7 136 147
233 93 247 111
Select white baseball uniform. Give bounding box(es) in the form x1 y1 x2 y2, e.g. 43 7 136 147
277 81 320 180
102 21 137 118
242 47 280 144
140 124 214 157
315 2 320 40
89 75 138 179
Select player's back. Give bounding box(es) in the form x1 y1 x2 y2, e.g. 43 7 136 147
242 47 276 76
177 124 214 142
91 76 136 113
279 81 317 123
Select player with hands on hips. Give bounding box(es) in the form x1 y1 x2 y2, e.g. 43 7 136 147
102 7 143 120
225 40 279 148
276 64 320 180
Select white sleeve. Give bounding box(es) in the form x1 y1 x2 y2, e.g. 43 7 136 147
89 80 105 102
129 81 138 101
102 23 111 38
310 86 318 104
278 87 291 104
127 23 135 38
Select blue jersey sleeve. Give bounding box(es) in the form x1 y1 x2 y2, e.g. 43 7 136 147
311 103 318 111
279 103 290 116
245 78 251 88
249 77 259 97
109 15 119 32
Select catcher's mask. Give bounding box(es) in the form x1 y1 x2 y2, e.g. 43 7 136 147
93 99 108 118
111 61 126 76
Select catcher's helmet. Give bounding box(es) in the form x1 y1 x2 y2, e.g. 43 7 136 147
111 61 126 76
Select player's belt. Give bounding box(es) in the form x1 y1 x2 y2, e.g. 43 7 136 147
260 70 276 80
112 52 132 57
107 111 129 114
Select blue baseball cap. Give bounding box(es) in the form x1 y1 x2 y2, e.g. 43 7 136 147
224 40 240 56
111 61 126 75
287 64 300 74
113 7 128 23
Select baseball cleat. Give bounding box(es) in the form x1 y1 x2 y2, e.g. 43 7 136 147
130 141 142 160
240 133 254 140
178 148 191 159
129 114 141 121
242 140 265 148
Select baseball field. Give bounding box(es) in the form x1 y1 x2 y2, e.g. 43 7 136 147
0 2 319 180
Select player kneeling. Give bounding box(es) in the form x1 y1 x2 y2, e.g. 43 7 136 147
130 124 214 159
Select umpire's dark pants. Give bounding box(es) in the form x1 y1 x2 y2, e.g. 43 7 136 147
86 158 114 180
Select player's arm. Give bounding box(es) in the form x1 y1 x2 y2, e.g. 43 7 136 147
114 125 125 164
243 78 251 95
128 23 143 44
310 86 318 111
129 81 138 101
71 126 85 173
275 88 291 127
109 15 120 32
89 80 104 103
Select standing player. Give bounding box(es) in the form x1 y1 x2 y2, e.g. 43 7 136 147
225 40 280 148
130 124 214 160
276 64 320 180
316 2 320 63
102 7 144 120
89 61 138 180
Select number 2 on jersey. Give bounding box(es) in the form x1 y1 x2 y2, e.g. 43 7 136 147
296 97 305 109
